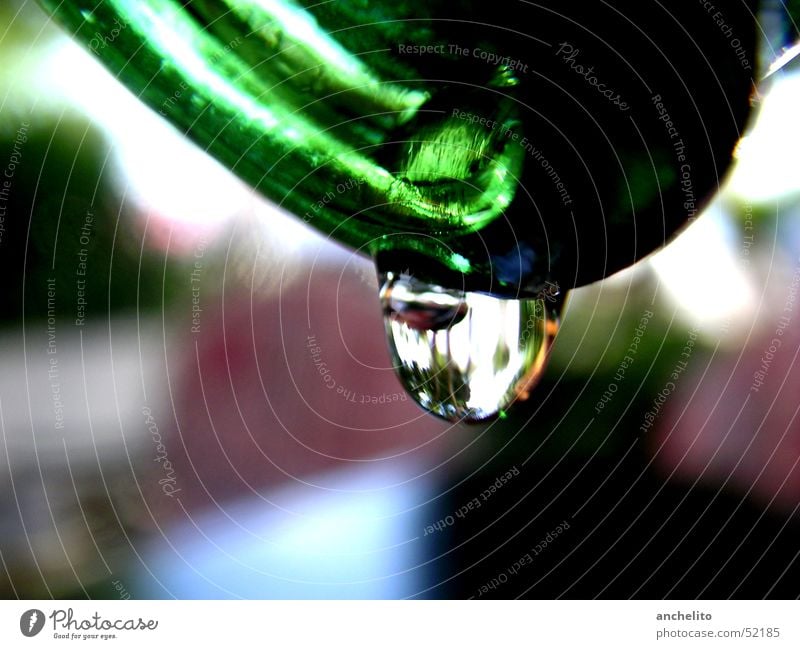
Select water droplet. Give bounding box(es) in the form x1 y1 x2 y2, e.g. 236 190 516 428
380 272 559 423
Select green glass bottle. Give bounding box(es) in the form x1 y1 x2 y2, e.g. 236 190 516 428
37 0 761 421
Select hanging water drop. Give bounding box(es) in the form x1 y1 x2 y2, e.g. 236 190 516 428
379 272 559 423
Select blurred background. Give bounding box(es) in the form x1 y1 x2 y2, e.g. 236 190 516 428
1 0 799 599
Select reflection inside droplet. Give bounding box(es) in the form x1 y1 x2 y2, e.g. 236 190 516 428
380 272 559 423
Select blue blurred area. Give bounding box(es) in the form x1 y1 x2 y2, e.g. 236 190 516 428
136 467 430 599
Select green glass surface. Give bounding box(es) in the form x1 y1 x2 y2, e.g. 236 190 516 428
38 0 758 297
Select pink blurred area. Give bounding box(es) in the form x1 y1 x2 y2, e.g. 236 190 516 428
160 255 455 512
653 299 800 512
